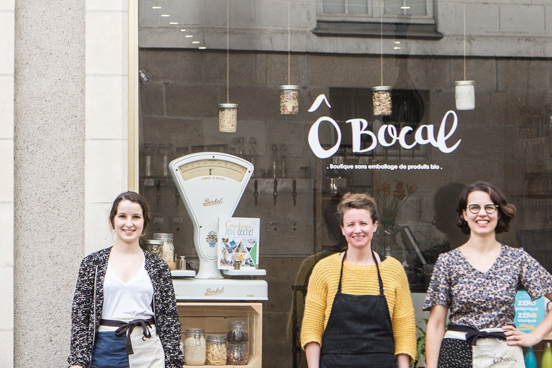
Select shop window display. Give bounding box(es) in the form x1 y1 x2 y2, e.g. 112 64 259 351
137 1 552 367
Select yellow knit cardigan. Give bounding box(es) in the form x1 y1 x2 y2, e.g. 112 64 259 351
301 253 417 361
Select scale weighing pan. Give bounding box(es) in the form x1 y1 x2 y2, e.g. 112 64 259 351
169 152 254 279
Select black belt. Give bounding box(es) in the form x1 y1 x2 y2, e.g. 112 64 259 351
448 324 507 346
100 317 155 355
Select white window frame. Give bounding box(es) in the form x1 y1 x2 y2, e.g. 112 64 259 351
318 0 435 25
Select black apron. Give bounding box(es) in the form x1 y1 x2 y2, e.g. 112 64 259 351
320 250 397 368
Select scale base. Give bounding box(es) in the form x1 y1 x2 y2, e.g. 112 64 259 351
173 278 268 301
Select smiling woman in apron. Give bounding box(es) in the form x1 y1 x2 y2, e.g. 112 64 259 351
424 182 552 368
301 193 416 368
67 192 184 368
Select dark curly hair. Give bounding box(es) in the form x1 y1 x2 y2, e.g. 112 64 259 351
456 181 516 235
109 191 152 237
336 192 379 225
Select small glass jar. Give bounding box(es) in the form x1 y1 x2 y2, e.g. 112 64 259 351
218 103 238 133
227 321 249 342
184 328 206 365
227 342 249 365
372 86 392 116
206 335 227 365
279 85 299 115
153 233 174 268
144 239 164 259
455 80 475 110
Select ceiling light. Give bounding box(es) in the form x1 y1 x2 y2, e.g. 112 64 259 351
393 46 401 50
152 6 161 9
192 41 200 44
198 46 206 49
170 22 178 25
401 6 410 9
180 29 186 32
185 35 193 38
394 41 401 44
161 14 170 17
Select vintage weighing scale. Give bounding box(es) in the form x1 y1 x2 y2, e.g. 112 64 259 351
169 152 268 301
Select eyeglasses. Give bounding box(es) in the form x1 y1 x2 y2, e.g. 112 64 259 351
468 204 499 214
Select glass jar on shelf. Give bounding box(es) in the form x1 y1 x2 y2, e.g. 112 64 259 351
227 342 249 365
184 328 206 365
227 320 248 342
153 233 175 269
205 335 227 365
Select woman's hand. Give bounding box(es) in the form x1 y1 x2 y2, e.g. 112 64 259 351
502 325 540 347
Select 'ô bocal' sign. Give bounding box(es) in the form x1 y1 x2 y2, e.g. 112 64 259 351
307 94 462 159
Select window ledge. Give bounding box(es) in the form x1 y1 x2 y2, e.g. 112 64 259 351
313 20 444 40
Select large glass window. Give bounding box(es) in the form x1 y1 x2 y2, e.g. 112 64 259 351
138 1 552 367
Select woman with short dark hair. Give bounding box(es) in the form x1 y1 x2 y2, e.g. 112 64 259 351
424 181 552 368
302 192 416 368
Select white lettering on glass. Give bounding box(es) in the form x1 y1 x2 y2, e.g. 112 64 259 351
307 94 462 159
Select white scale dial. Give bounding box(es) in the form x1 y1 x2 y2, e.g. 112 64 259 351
169 153 254 279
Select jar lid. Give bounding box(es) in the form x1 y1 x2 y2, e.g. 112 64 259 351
218 103 238 109
455 80 475 86
372 86 392 91
227 341 248 346
144 239 163 245
185 328 205 333
279 85 300 90
206 334 227 342
153 233 174 241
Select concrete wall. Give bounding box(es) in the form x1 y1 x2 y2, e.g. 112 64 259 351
5 0 130 366
139 0 552 58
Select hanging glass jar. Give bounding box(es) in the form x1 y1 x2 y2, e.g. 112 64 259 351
184 328 206 365
372 86 392 116
218 103 238 133
279 85 299 115
455 80 475 110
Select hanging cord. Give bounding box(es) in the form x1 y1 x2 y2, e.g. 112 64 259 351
226 0 230 103
463 3 466 80
288 1 291 85
380 2 383 86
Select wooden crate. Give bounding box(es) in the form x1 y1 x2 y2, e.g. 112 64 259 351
177 302 262 368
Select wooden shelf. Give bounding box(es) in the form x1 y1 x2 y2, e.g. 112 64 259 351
178 302 262 368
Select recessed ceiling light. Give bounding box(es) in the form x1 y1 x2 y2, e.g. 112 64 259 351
198 46 206 49
192 41 200 44
185 35 193 38
152 6 161 9
180 29 187 32
401 6 410 9
393 46 401 50
170 22 178 25
161 14 170 17
394 41 401 44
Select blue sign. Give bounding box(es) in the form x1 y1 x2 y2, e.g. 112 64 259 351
514 291 545 333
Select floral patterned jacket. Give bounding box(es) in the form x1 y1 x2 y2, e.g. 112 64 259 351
67 247 184 368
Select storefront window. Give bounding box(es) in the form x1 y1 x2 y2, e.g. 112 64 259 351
138 1 552 367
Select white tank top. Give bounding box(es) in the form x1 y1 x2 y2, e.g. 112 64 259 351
102 260 155 321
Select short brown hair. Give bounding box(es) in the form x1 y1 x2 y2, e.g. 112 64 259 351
456 181 516 235
109 191 152 236
337 192 379 225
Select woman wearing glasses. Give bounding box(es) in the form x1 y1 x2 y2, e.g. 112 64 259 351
424 181 552 368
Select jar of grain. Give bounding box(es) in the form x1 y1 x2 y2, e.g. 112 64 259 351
184 328 206 365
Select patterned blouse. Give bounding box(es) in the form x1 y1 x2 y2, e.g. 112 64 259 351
423 244 552 330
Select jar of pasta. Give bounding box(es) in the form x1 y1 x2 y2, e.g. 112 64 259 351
184 328 206 365
206 335 227 365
